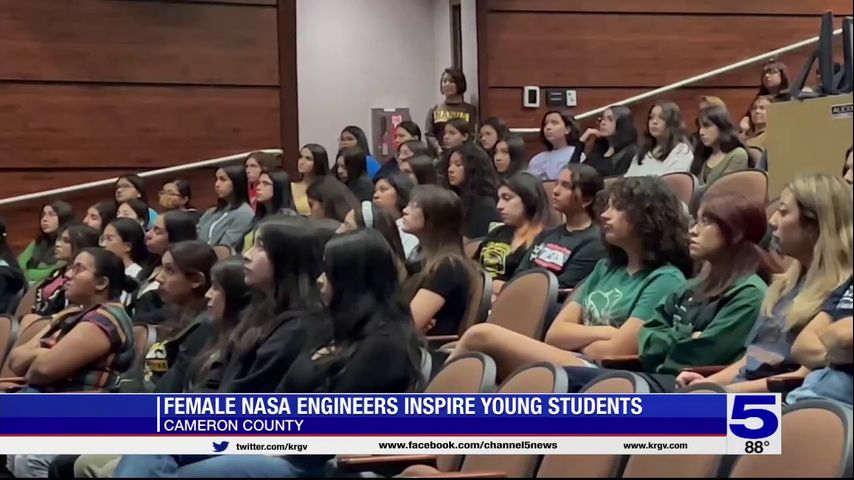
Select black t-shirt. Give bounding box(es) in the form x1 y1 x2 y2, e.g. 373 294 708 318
584 144 638 178
277 327 417 394
463 195 499 239
475 225 528 282
152 316 212 393
418 258 471 336
218 311 328 393
515 224 605 289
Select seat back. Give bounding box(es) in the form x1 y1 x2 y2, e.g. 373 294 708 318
14 287 38 318
704 169 768 206
0 316 19 373
423 353 499 473
488 269 558 340
660 172 696 205
4 286 26 315
729 400 853 478
536 372 648 478
457 269 492 336
461 363 568 478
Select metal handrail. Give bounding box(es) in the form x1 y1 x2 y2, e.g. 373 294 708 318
0 148 283 207
509 28 844 133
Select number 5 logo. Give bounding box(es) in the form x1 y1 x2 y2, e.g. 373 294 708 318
729 396 779 439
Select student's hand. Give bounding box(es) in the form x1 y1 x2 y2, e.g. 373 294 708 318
424 318 437 333
739 116 751 134
580 128 601 143
676 371 706 388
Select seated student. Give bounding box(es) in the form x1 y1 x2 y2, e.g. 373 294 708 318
436 118 474 184
401 153 439 186
340 202 409 282
475 173 551 293
336 147 375 202
306 176 359 227
743 95 772 153
514 164 606 290
528 110 585 181
479 116 509 157
580 105 639 178
691 105 750 186
677 173 853 392
372 171 419 259
401 186 477 335
117 198 150 230
242 169 296 253
32 225 100 316
216 216 329 393
449 177 692 378
6 248 135 479
447 143 499 240
82 201 117 233
140 241 217 392
244 151 283 209
114 174 158 228
157 178 200 223
66 257 251 480
492 134 528 180
100 218 148 282
789 276 852 406
114 229 422 478
291 143 330 216
843 146 852 186
339 125 381 179
374 120 419 182
130 211 198 321
0 219 26 314
559 192 770 391
18 201 74 285
197 166 254 250
625 101 693 178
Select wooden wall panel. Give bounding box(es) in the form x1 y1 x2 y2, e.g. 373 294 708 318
486 13 840 88
0 0 278 85
0 85 280 170
489 0 852 15
480 0 851 134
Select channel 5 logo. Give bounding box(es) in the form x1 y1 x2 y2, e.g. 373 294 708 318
728 395 780 439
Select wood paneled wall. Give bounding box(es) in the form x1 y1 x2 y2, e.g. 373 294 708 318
478 0 852 134
0 0 296 251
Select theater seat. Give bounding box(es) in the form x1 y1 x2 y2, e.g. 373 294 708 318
488 269 559 341
660 172 697 206
0 315 19 373
728 400 853 478
704 169 768 206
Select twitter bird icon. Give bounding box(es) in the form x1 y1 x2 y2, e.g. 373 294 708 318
212 441 229 453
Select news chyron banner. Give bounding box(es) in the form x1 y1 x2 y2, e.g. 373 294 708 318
0 394 780 456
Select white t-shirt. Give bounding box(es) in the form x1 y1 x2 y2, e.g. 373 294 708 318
121 263 143 305
625 142 693 177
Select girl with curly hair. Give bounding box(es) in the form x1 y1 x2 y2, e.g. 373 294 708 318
448 176 692 378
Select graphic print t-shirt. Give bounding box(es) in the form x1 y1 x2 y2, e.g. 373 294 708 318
475 225 526 282
577 260 685 328
516 224 605 289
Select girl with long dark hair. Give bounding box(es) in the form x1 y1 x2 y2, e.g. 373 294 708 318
0 218 26 313
625 101 693 177
244 151 283 209
336 147 375 201
446 143 499 239
692 106 750 185
400 153 439 186
528 110 585 181
291 143 329 216
18 201 74 285
114 174 158 228
479 116 509 156
82 201 117 233
31 224 100 316
339 126 380 179
197 166 254 249
582 105 639 177
242 169 296 253
492 134 528 180
100 218 148 282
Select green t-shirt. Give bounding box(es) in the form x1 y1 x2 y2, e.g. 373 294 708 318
637 273 767 375
578 260 685 328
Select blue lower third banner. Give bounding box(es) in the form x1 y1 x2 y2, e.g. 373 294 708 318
0 394 781 455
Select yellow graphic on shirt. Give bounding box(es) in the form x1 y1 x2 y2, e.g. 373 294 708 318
433 110 471 124
144 341 169 383
480 242 512 278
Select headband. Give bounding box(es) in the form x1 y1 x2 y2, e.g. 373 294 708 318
361 201 374 229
